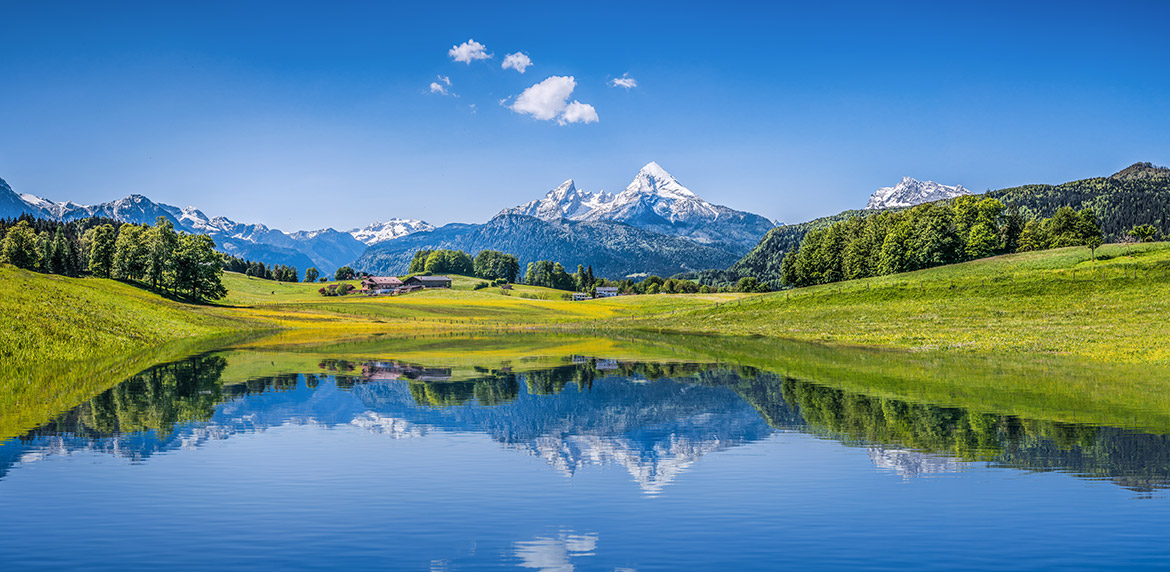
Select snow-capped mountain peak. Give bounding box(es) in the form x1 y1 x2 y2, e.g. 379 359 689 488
500 179 613 220
866 177 970 210
348 218 435 245
498 162 775 250
621 161 698 201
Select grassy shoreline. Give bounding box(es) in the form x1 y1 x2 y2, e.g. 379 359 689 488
7 240 1170 440
6 242 1170 368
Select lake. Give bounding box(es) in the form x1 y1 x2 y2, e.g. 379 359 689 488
3 333 1170 571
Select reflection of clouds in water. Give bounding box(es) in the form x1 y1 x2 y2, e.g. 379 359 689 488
514 532 598 572
868 447 964 479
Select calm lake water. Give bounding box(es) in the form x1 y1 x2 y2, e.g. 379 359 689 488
4 335 1170 571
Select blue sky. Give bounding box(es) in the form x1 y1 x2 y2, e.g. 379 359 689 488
1 1 1168 230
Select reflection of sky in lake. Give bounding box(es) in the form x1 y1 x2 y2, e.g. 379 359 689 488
3 362 1170 570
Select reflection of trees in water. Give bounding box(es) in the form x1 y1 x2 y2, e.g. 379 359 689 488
408 377 519 408
14 352 1170 492
733 375 1170 492
404 359 737 408
26 354 228 440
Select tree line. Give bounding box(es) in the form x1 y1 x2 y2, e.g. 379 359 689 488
407 249 521 282
1 215 226 301
780 197 1103 287
222 254 306 283
397 247 764 295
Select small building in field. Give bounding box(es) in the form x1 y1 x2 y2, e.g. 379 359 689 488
403 275 453 289
571 292 592 301
595 286 620 298
362 276 403 294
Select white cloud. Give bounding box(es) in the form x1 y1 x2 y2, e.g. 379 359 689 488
609 74 637 89
559 101 599 125
429 75 453 96
449 39 491 64
509 76 599 126
510 75 577 120
501 52 533 73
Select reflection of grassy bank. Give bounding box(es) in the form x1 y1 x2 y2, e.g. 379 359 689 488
216 332 705 384
734 374 1170 492
628 332 1170 434
0 332 263 441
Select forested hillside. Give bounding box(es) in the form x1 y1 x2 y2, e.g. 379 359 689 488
726 163 1169 287
988 175 1170 240
728 209 874 284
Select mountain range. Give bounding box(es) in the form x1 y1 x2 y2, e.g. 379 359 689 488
355 163 779 277
1 162 778 278
2 164 1008 280
0 177 430 274
501 162 777 253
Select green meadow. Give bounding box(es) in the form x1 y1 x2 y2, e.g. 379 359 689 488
6 242 1170 368
620 242 1170 364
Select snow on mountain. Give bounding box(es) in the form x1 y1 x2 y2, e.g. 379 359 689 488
866 177 970 210
1 178 50 219
502 179 612 221
500 162 775 253
349 218 435 246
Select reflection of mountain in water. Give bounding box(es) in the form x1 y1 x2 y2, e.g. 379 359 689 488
0 357 775 493
6 352 1170 493
352 366 774 493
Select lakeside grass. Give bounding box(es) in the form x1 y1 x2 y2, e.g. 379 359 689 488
8 243 1170 369
618 242 1170 363
0 266 255 364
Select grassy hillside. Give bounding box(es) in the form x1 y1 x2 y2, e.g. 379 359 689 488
621 242 1170 363
0 266 254 364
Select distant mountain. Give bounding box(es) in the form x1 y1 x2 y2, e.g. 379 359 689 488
349 218 436 245
502 162 776 254
1112 162 1170 181
1 178 50 219
866 177 970 209
352 213 742 279
0 177 429 274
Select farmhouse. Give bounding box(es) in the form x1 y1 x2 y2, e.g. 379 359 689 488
571 292 591 301
596 286 619 298
403 275 453 289
361 276 403 294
